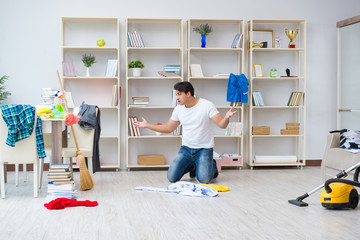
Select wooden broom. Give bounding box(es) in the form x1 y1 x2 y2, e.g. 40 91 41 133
56 70 94 191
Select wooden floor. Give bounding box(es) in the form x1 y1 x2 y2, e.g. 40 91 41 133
1 167 360 240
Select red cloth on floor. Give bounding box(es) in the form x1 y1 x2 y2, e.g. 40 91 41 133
44 198 98 210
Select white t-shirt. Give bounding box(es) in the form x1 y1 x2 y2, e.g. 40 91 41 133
171 98 219 148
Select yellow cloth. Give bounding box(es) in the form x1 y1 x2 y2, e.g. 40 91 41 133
199 183 229 192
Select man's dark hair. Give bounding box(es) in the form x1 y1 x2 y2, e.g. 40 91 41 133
174 82 194 96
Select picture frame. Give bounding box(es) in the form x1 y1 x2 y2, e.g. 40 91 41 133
250 30 274 48
254 64 264 77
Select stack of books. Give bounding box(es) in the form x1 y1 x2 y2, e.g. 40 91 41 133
163 65 180 73
127 31 145 47
128 116 141 136
46 164 77 201
129 97 149 107
231 33 243 48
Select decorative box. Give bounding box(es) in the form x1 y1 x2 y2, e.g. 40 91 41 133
221 154 243 166
252 126 270 135
137 155 165 165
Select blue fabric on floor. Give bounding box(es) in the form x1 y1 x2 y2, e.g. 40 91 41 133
136 181 219 197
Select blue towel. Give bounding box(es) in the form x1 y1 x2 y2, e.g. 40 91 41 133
226 73 249 103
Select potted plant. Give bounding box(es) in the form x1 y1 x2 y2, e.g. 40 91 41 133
81 54 96 77
193 23 213 48
128 60 144 77
0 75 11 104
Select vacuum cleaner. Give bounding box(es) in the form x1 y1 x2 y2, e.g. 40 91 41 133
289 162 360 209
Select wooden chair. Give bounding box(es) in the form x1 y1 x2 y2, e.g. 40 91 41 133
0 109 43 198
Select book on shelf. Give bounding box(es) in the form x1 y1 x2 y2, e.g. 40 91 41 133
111 85 121 106
105 59 118 77
287 92 304 106
190 64 204 77
128 116 135 136
136 31 145 47
231 33 243 48
62 61 77 77
252 91 264 106
128 116 141 136
158 71 179 77
127 32 134 47
127 31 145 47
225 122 242 136
163 65 180 73
133 117 141 136
172 90 178 107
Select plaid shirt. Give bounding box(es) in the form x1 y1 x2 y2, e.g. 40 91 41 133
1 104 47 159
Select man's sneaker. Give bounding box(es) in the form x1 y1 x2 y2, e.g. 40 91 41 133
189 164 196 178
213 159 219 179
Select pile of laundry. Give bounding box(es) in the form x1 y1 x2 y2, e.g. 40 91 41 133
339 129 360 149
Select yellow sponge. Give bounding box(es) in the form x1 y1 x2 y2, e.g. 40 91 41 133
199 183 229 192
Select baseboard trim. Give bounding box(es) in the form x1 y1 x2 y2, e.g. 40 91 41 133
306 160 322 166
4 160 322 171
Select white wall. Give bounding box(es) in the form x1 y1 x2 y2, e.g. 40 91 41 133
1 0 360 167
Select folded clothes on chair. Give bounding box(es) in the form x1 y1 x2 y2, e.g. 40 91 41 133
44 198 98 210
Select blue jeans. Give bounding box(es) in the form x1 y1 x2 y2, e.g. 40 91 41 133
167 146 217 184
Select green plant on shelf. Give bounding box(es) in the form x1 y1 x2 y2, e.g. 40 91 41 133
193 23 213 36
81 54 96 67
128 60 144 69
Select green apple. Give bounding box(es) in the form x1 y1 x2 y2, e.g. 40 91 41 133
97 39 106 47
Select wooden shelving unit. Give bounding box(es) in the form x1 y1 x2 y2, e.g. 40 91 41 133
247 19 306 169
60 17 120 170
187 19 245 168
125 18 183 169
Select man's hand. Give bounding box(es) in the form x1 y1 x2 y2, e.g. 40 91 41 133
134 117 148 128
225 107 237 119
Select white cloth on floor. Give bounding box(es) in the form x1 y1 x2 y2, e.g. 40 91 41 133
136 181 218 197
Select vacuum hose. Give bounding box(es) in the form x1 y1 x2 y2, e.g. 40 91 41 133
325 167 360 193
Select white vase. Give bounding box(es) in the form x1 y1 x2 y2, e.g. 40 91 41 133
132 68 141 77
86 67 90 77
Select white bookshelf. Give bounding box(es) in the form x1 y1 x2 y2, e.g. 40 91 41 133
187 19 245 168
125 18 183 169
60 17 120 170
247 19 306 169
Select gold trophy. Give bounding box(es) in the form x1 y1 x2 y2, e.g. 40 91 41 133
285 29 298 48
